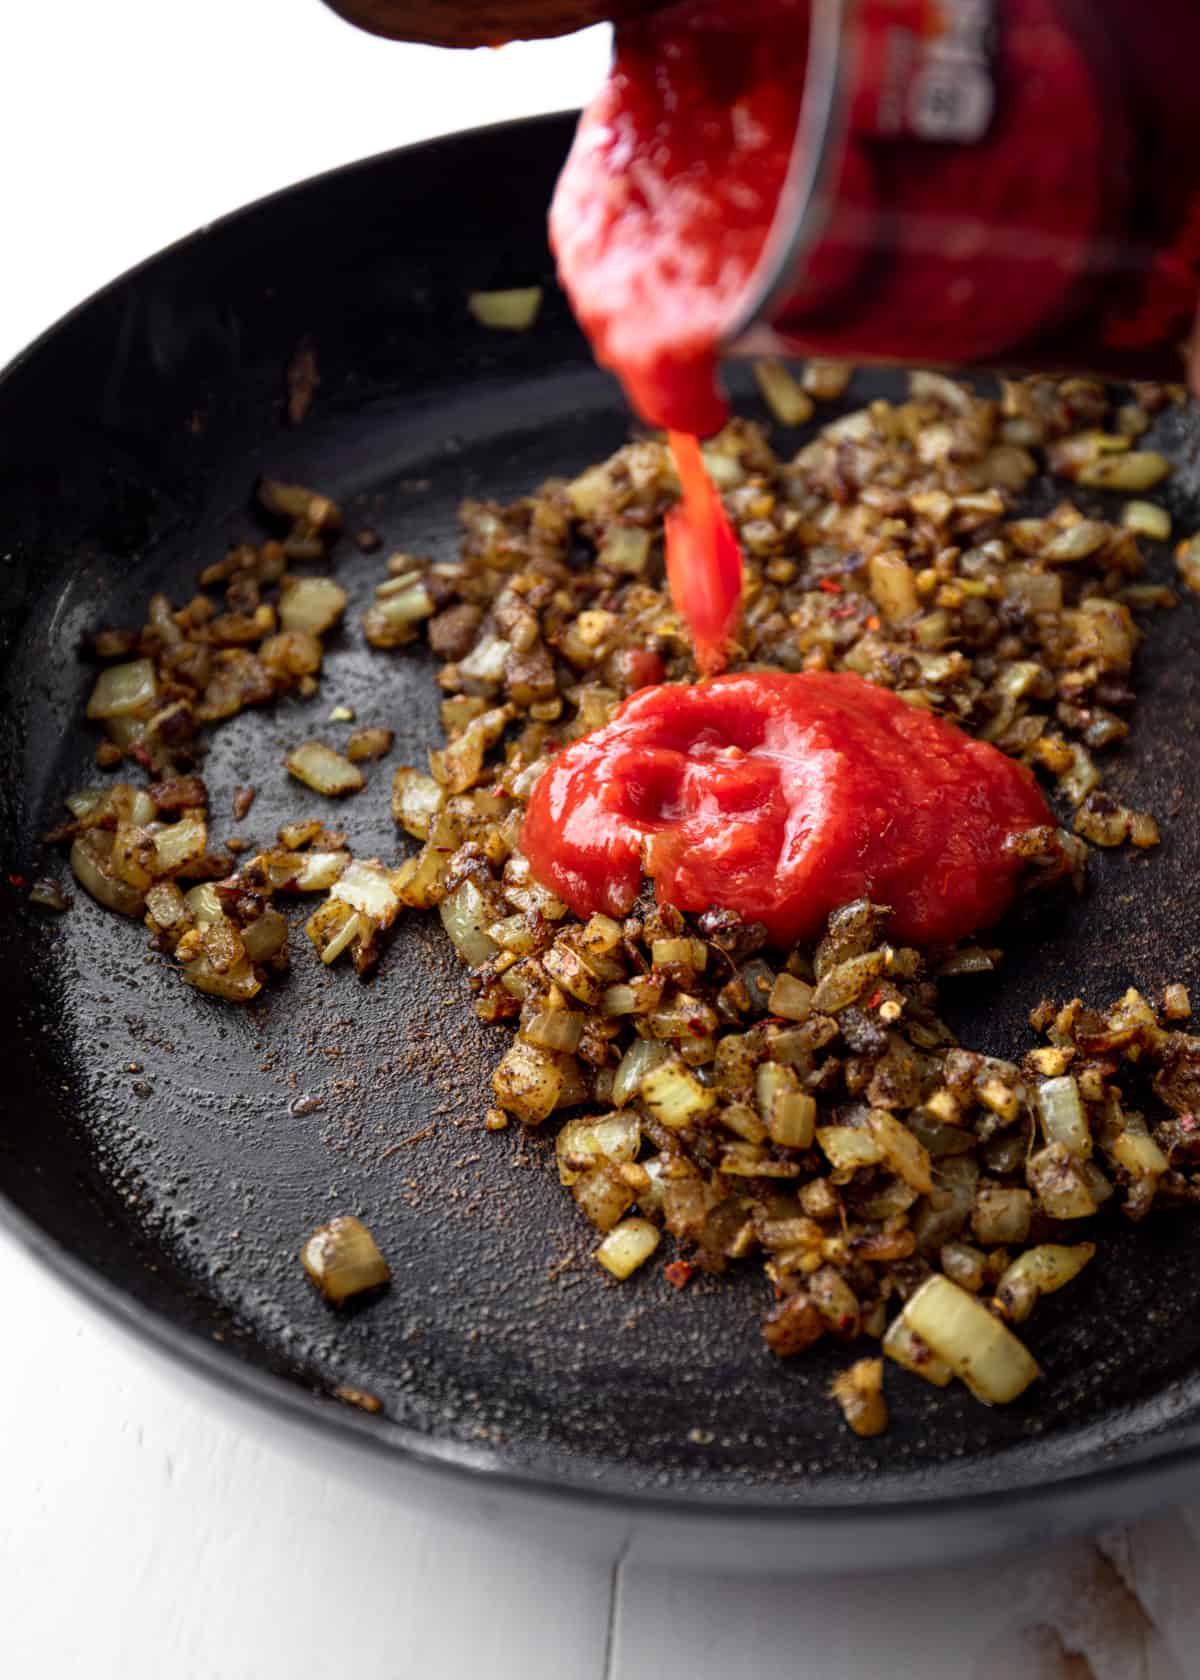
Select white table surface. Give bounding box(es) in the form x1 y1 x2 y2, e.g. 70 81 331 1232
2 5 1197 1675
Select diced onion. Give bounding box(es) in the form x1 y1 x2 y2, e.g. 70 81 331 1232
721 1142 799 1179
279 576 347 636
768 973 813 1021
995 1242 1095 1324
598 526 651 575
486 914 539 957
601 983 638 1017
595 1217 661 1280
301 1215 390 1305
566 464 615 518
521 1009 583 1054
345 727 393 763
331 859 402 928
1041 520 1109 563
258 478 340 527
868 551 919 624
882 1317 953 1388
830 1358 888 1438
639 1060 716 1131
816 1125 884 1171
805 360 853 400
1121 500 1171 542
1036 1075 1091 1157
152 811 208 877
867 1109 933 1193
86 659 158 720
241 909 288 962
971 1184 1031 1245
940 1241 987 1293
651 937 706 973
429 705 512 795
144 881 188 930
1003 568 1062 612
573 1166 635 1231
556 1113 641 1186
285 741 365 797
699 446 744 488
439 878 500 968
199 916 246 975
457 633 509 687
753 360 814 427
317 909 362 966
811 951 886 1014
391 767 445 840
756 1062 815 1148
493 1040 565 1124
901 1275 1039 1405
611 1038 669 1108
542 943 604 1007
1077 451 1170 491
467 287 543 331
66 788 110 823
601 976 663 1018
291 850 350 892
70 831 146 916
577 913 622 956
109 823 156 891
371 581 435 622
184 883 224 925
181 954 262 1001
719 1102 767 1144
1027 1143 1098 1219
1110 1129 1169 1179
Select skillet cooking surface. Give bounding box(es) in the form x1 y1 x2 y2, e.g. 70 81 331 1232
4 112 1200 1524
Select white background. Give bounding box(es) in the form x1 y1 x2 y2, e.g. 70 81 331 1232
2 3 1198 1675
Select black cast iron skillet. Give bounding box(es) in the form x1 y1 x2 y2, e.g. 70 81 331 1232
4 112 1200 1574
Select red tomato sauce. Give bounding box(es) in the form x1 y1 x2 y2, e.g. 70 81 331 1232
521 671 1053 948
664 431 743 677
549 0 807 437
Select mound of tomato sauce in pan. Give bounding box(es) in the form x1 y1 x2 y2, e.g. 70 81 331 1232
522 671 1052 948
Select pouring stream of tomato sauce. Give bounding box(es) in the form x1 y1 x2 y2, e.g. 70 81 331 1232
663 432 743 676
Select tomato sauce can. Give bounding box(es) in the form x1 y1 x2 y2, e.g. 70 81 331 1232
730 0 1200 382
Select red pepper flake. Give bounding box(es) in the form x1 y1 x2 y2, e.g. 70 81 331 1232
818 577 843 594
866 988 882 1009
664 1260 695 1290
